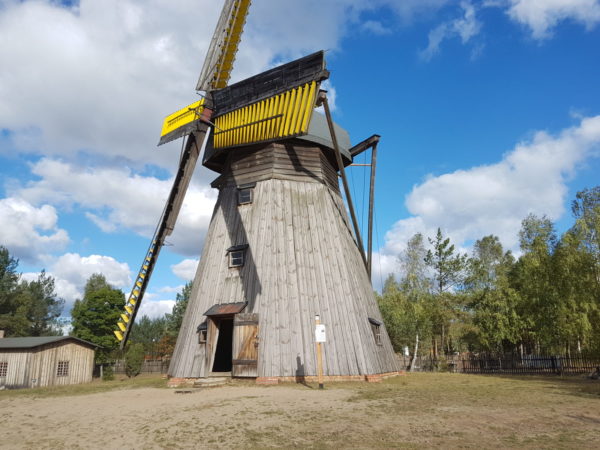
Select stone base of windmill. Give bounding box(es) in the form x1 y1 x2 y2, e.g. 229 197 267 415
167 371 405 388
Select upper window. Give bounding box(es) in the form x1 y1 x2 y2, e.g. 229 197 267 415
227 244 249 268
229 251 245 268
237 182 256 206
368 318 383 346
238 188 253 205
57 361 69 377
0 362 7 377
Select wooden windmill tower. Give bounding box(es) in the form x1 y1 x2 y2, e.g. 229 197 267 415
114 0 399 383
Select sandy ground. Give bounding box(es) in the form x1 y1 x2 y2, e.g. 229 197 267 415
1 374 599 449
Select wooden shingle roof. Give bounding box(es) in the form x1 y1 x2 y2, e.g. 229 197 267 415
0 336 99 350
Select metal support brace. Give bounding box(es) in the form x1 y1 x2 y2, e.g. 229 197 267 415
317 90 368 271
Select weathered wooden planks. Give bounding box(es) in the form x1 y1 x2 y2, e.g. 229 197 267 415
168 143 398 379
0 341 94 388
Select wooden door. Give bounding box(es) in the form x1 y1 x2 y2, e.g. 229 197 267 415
232 313 259 377
205 318 219 374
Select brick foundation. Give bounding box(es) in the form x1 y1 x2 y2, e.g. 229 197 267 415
167 377 196 388
257 371 405 384
168 371 405 387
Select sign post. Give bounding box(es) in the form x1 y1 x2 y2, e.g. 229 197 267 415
315 314 326 389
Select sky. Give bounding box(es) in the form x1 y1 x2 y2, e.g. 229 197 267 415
1 0 599 322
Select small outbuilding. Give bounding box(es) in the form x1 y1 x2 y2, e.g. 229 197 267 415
0 335 97 389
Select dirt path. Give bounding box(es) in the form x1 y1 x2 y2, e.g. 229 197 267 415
2 374 599 449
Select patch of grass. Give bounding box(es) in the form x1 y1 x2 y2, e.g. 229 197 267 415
0 373 167 399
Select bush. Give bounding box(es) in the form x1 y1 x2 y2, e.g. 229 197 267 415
102 365 114 381
125 343 145 378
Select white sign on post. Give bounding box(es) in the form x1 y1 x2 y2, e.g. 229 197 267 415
315 324 326 343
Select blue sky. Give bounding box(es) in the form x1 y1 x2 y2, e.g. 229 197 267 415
1 0 599 321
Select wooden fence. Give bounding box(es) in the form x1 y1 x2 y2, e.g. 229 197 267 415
397 354 600 375
460 355 600 375
94 360 170 376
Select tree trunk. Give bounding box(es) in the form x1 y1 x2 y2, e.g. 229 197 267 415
409 333 419 372
441 324 445 356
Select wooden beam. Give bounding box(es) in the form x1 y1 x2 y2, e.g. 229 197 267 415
349 134 380 158
367 139 379 279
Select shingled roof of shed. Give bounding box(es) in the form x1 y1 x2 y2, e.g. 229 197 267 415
0 336 99 349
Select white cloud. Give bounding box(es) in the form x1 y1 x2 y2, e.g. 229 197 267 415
0 197 69 263
51 253 131 291
138 299 176 320
157 284 185 294
171 258 199 281
15 158 217 256
420 1 481 61
0 0 448 170
381 0 450 22
18 252 131 312
379 115 600 269
361 20 392 35
49 253 131 310
507 0 600 39
370 251 400 293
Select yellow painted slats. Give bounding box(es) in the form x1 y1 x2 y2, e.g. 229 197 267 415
300 81 317 134
125 305 134 314
271 95 281 139
277 90 291 138
117 322 127 332
160 99 205 139
287 87 302 136
212 0 252 89
294 84 309 133
213 81 319 149
121 314 130 323
283 88 297 136
114 330 124 341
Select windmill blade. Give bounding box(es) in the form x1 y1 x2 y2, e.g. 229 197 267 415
210 51 329 150
196 0 252 92
114 126 209 348
158 98 213 146
158 0 251 146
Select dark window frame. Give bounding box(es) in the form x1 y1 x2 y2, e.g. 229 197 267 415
229 250 245 267
226 244 249 268
0 361 7 377
368 318 383 346
197 321 208 344
237 182 256 206
238 188 253 205
57 360 70 377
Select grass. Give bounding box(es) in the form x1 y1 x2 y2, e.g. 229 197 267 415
0 373 167 399
2 372 600 448
235 373 600 448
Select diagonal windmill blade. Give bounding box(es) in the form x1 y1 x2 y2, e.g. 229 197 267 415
114 0 252 348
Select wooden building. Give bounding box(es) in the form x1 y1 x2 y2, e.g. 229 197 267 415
0 336 97 389
168 112 400 384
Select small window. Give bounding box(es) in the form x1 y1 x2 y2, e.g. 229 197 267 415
57 361 69 377
0 362 7 377
227 244 249 268
237 182 256 206
229 250 245 267
197 321 208 344
369 318 383 346
238 188 253 205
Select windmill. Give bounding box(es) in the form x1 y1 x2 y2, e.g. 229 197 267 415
114 0 400 383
